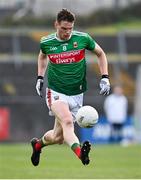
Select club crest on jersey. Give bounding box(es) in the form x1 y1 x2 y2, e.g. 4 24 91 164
73 42 78 48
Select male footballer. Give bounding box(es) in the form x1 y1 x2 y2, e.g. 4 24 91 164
31 8 110 166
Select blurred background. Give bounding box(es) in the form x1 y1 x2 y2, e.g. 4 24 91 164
0 0 141 145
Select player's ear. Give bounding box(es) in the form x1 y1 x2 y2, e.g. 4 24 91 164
54 21 58 29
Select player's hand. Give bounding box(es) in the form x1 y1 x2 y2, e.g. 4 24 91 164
36 76 44 97
99 75 110 95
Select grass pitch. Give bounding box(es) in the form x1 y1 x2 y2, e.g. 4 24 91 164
0 143 141 179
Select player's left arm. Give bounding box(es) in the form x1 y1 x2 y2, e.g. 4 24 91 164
93 43 108 75
93 43 110 95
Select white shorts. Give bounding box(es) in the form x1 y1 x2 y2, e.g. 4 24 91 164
46 88 83 119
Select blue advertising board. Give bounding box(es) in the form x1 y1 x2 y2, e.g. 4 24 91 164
79 116 135 144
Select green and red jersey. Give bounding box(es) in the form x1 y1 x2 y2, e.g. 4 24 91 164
40 31 96 95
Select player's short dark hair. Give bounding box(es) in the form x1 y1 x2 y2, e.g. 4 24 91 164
57 9 75 23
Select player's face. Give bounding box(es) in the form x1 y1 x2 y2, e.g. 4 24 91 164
55 21 74 40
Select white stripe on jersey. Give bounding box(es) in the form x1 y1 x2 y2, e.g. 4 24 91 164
41 34 55 43
73 31 87 37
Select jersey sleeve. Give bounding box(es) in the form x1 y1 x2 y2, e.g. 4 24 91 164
85 33 96 51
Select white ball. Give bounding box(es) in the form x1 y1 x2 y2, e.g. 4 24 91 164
75 105 99 128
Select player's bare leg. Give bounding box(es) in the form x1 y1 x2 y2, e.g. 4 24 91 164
51 100 91 165
31 119 63 166
42 119 64 145
51 101 80 145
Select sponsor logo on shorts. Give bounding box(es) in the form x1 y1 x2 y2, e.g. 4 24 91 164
54 96 59 100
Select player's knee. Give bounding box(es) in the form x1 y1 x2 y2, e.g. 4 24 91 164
62 117 73 127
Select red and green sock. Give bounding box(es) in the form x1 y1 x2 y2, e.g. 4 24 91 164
71 143 81 158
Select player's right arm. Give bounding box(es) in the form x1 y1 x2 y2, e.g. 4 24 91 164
37 50 48 77
36 50 48 97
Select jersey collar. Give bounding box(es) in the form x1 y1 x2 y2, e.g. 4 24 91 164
55 32 72 42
